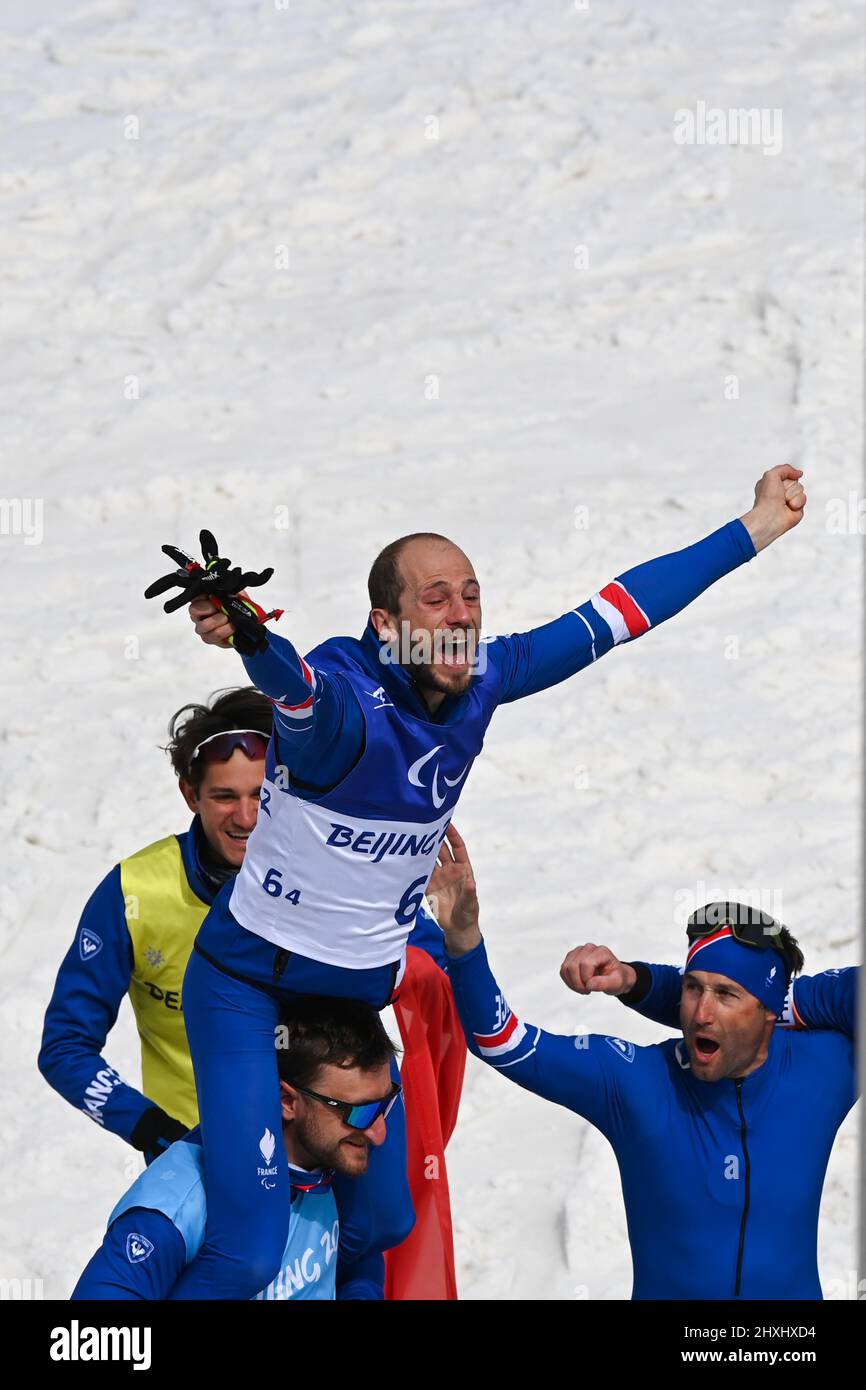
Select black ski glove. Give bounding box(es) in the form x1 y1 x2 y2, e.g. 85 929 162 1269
144 529 283 656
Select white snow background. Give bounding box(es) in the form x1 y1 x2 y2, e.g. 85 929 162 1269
0 0 862 1300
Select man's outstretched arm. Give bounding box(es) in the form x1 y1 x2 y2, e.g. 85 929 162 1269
487 466 806 703
559 943 683 1030
187 598 364 786
562 947 859 1039
447 936 624 1138
613 962 859 1037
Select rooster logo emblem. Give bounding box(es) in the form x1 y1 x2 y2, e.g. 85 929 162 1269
126 1233 154 1264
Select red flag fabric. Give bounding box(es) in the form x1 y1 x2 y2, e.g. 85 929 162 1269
384 944 467 1300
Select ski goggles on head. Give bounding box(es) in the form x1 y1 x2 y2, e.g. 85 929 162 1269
289 1079 402 1131
189 728 269 773
685 902 789 1014
686 902 785 955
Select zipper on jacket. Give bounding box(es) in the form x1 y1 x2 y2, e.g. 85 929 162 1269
734 1078 751 1296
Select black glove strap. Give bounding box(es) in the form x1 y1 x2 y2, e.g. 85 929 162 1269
131 1106 188 1156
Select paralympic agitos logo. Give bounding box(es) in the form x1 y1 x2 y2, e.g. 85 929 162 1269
407 744 470 810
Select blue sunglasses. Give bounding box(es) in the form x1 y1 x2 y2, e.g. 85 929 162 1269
290 1079 402 1131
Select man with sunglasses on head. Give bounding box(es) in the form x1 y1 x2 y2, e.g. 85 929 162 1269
432 826 857 1299
39 687 273 1166
72 997 400 1300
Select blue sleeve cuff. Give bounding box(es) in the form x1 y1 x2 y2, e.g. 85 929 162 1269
619 962 683 1031
240 628 310 702
729 516 757 561
444 937 487 969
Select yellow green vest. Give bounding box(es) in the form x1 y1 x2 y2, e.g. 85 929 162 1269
120 835 210 1130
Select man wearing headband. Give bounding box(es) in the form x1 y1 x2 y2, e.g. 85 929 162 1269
72 998 398 1300
559 911 857 1048
39 687 272 1165
432 826 857 1299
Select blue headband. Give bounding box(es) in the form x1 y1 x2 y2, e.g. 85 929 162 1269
685 927 787 1015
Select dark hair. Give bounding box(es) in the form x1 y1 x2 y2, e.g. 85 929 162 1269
367 532 456 616
689 901 805 984
775 926 804 981
274 995 398 1090
165 687 273 792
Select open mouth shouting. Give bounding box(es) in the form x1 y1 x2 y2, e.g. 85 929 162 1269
434 628 475 669
692 1034 721 1064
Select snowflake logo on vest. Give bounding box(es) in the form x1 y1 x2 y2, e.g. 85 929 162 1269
144 947 165 970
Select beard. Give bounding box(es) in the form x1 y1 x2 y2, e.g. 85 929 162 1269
386 619 480 700
294 1113 373 1177
412 663 474 697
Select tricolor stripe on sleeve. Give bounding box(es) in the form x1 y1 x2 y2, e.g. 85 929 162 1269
271 657 317 722
777 981 806 1030
589 581 651 646
474 1009 527 1060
